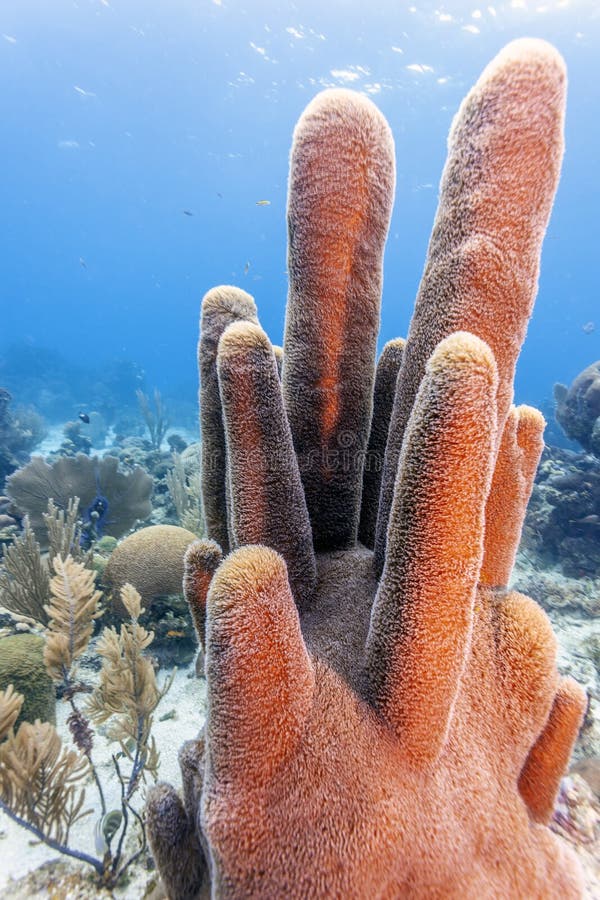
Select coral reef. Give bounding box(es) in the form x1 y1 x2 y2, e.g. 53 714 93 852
555 361 600 456
0 344 148 425
60 421 92 456
103 525 198 614
146 40 587 899
6 454 152 547
0 387 47 490
0 499 91 627
0 558 173 889
0 634 56 727
136 389 170 451
166 455 204 536
522 445 600 579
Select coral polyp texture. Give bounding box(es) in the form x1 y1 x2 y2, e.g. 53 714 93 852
147 40 587 899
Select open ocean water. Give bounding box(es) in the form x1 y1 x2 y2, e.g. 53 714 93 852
0 0 598 426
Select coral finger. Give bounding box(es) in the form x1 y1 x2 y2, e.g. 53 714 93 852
179 735 206 825
490 589 558 772
184 540 223 650
282 88 395 550
365 333 497 765
205 546 315 786
481 406 545 588
217 322 317 607
146 781 210 900
518 677 588 824
358 338 405 550
375 39 567 573
199 286 259 553
273 344 283 378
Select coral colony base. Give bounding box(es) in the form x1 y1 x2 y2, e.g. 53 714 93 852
144 39 590 899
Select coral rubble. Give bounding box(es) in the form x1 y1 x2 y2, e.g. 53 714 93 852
146 39 588 899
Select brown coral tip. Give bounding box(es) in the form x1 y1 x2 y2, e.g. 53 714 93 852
183 539 223 650
146 781 209 900
217 321 316 607
358 337 405 549
519 676 588 824
199 285 259 553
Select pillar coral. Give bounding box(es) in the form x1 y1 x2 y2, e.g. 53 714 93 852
147 39 587 899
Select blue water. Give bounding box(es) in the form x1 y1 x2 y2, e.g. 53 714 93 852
1 0 599 431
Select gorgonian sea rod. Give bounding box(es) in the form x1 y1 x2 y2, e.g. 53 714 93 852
147 40 587 899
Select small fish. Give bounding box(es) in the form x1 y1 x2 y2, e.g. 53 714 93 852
78 412 90 424
244 261 250 275
79 256 87 269
216 191 223 199
571 514 599 525
582 321 595 334
167 629 186 638
256 199 271 206
183 209 194 216
74 85 96 98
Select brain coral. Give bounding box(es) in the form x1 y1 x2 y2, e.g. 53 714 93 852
0 634 56 728
104 525 198 613
146 39 587 900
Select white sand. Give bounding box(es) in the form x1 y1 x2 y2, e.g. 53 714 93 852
0 662 207 895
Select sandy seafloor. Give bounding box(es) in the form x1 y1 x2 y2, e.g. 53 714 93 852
0 659 207 898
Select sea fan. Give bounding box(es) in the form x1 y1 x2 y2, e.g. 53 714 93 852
43 555 102 684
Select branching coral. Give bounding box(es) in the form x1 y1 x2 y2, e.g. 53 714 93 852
86 582 172 784
166 454 205 536
0 517 52 624
136 388 170 451
0 499 90 626
0 559 172 888
43 555 102 682
147 39 586 900
0 684 23 741
0 717 91 846
554 360 600 456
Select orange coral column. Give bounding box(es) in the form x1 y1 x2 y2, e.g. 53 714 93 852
481 405 545 588
375 38 567 573
365 332 498 765
283 89 395 550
